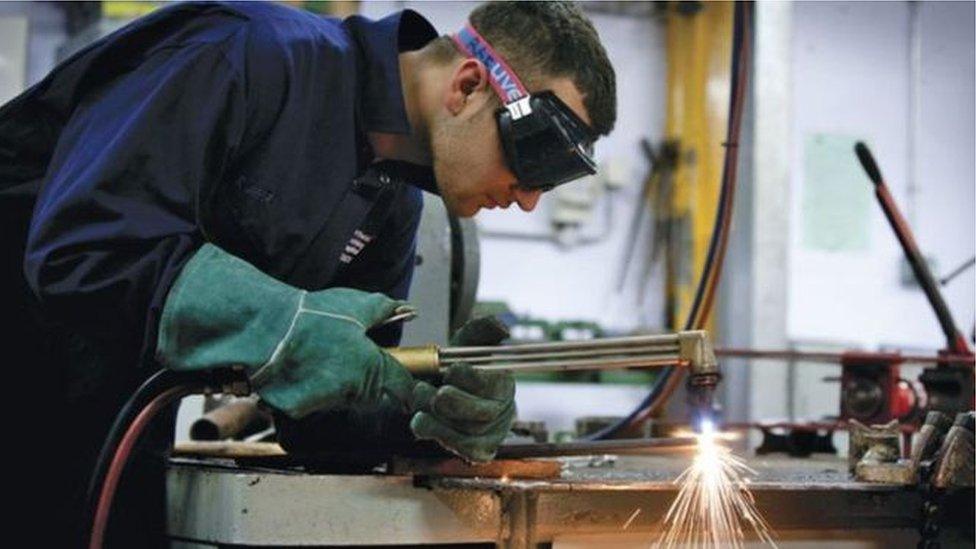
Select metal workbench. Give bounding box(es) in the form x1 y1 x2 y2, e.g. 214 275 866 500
166 453 973 547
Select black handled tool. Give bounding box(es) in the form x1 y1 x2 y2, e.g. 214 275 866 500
854 142 972 355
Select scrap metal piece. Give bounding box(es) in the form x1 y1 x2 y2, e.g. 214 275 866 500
190 396 268 441
932 412 975 489
855 460 913 485
850 419 913 484
510 420 549 443
849 419 901 471
909 411 953 470
174 440 287 458
389 457 561 480
856 410 958 486
496 437 696 459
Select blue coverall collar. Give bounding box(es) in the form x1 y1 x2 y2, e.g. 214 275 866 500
344 9 439 135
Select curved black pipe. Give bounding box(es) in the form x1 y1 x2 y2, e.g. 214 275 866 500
83 369 234 546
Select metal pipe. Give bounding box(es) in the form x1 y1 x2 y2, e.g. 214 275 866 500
443 344 680 365
190 397 266 441
495 437 697 459
468 357 685 374
440 334 684 357
716 347 975 366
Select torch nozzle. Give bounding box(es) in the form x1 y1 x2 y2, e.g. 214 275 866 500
688 373 720 433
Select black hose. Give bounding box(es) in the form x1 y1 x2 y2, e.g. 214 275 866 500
82 368 229 546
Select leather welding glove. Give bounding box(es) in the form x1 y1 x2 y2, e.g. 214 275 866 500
274 317 514 458
409 316 517 462
156 243 418 419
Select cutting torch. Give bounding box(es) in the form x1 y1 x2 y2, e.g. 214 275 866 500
386 330 721 421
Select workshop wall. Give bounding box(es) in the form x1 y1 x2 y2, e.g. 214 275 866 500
768 1 975 426
788 0 975 354
0 3 65 91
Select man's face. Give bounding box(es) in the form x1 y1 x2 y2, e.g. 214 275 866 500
430 71 591 218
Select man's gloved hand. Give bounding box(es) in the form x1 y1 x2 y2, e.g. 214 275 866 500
409 316 517 462
156 243 416 419
410 364 516 462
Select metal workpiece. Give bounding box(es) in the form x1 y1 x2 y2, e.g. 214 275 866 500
167 459 504 546
388 330 720 376
171 438 698 468
166 454 973 547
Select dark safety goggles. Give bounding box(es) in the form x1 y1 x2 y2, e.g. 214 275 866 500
452 24 597 191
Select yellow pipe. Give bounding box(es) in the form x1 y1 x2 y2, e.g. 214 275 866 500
663 2 734 334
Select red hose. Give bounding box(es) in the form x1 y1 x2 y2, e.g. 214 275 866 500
89 385 192 549
695 8 751 328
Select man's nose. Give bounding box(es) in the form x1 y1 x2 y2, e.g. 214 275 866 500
513 187 542 212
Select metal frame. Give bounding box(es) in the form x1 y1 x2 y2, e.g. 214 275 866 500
166 456 972 548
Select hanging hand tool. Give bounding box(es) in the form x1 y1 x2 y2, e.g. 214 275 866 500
611 138 681 307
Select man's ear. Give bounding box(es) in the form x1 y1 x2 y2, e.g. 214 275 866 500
444 58 491 116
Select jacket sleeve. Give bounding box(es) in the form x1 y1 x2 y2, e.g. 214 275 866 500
24 42 246 363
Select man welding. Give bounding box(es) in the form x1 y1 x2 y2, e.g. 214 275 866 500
0 1 615 546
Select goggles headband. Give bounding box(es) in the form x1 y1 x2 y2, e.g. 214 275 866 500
451 22 598 191
452 24 534 120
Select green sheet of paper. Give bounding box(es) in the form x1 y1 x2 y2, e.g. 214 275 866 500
802 133 873 251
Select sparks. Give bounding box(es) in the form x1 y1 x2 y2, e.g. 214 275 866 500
622 508 642 530
654 422 776 548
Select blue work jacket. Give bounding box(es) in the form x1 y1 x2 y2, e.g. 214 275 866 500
0 1 440 382
0 4 443 543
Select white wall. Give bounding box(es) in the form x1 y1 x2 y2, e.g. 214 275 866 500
747 0 976 426
0 2 66 88
788 1 975 352
913 1 976 343
0 17 27 104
